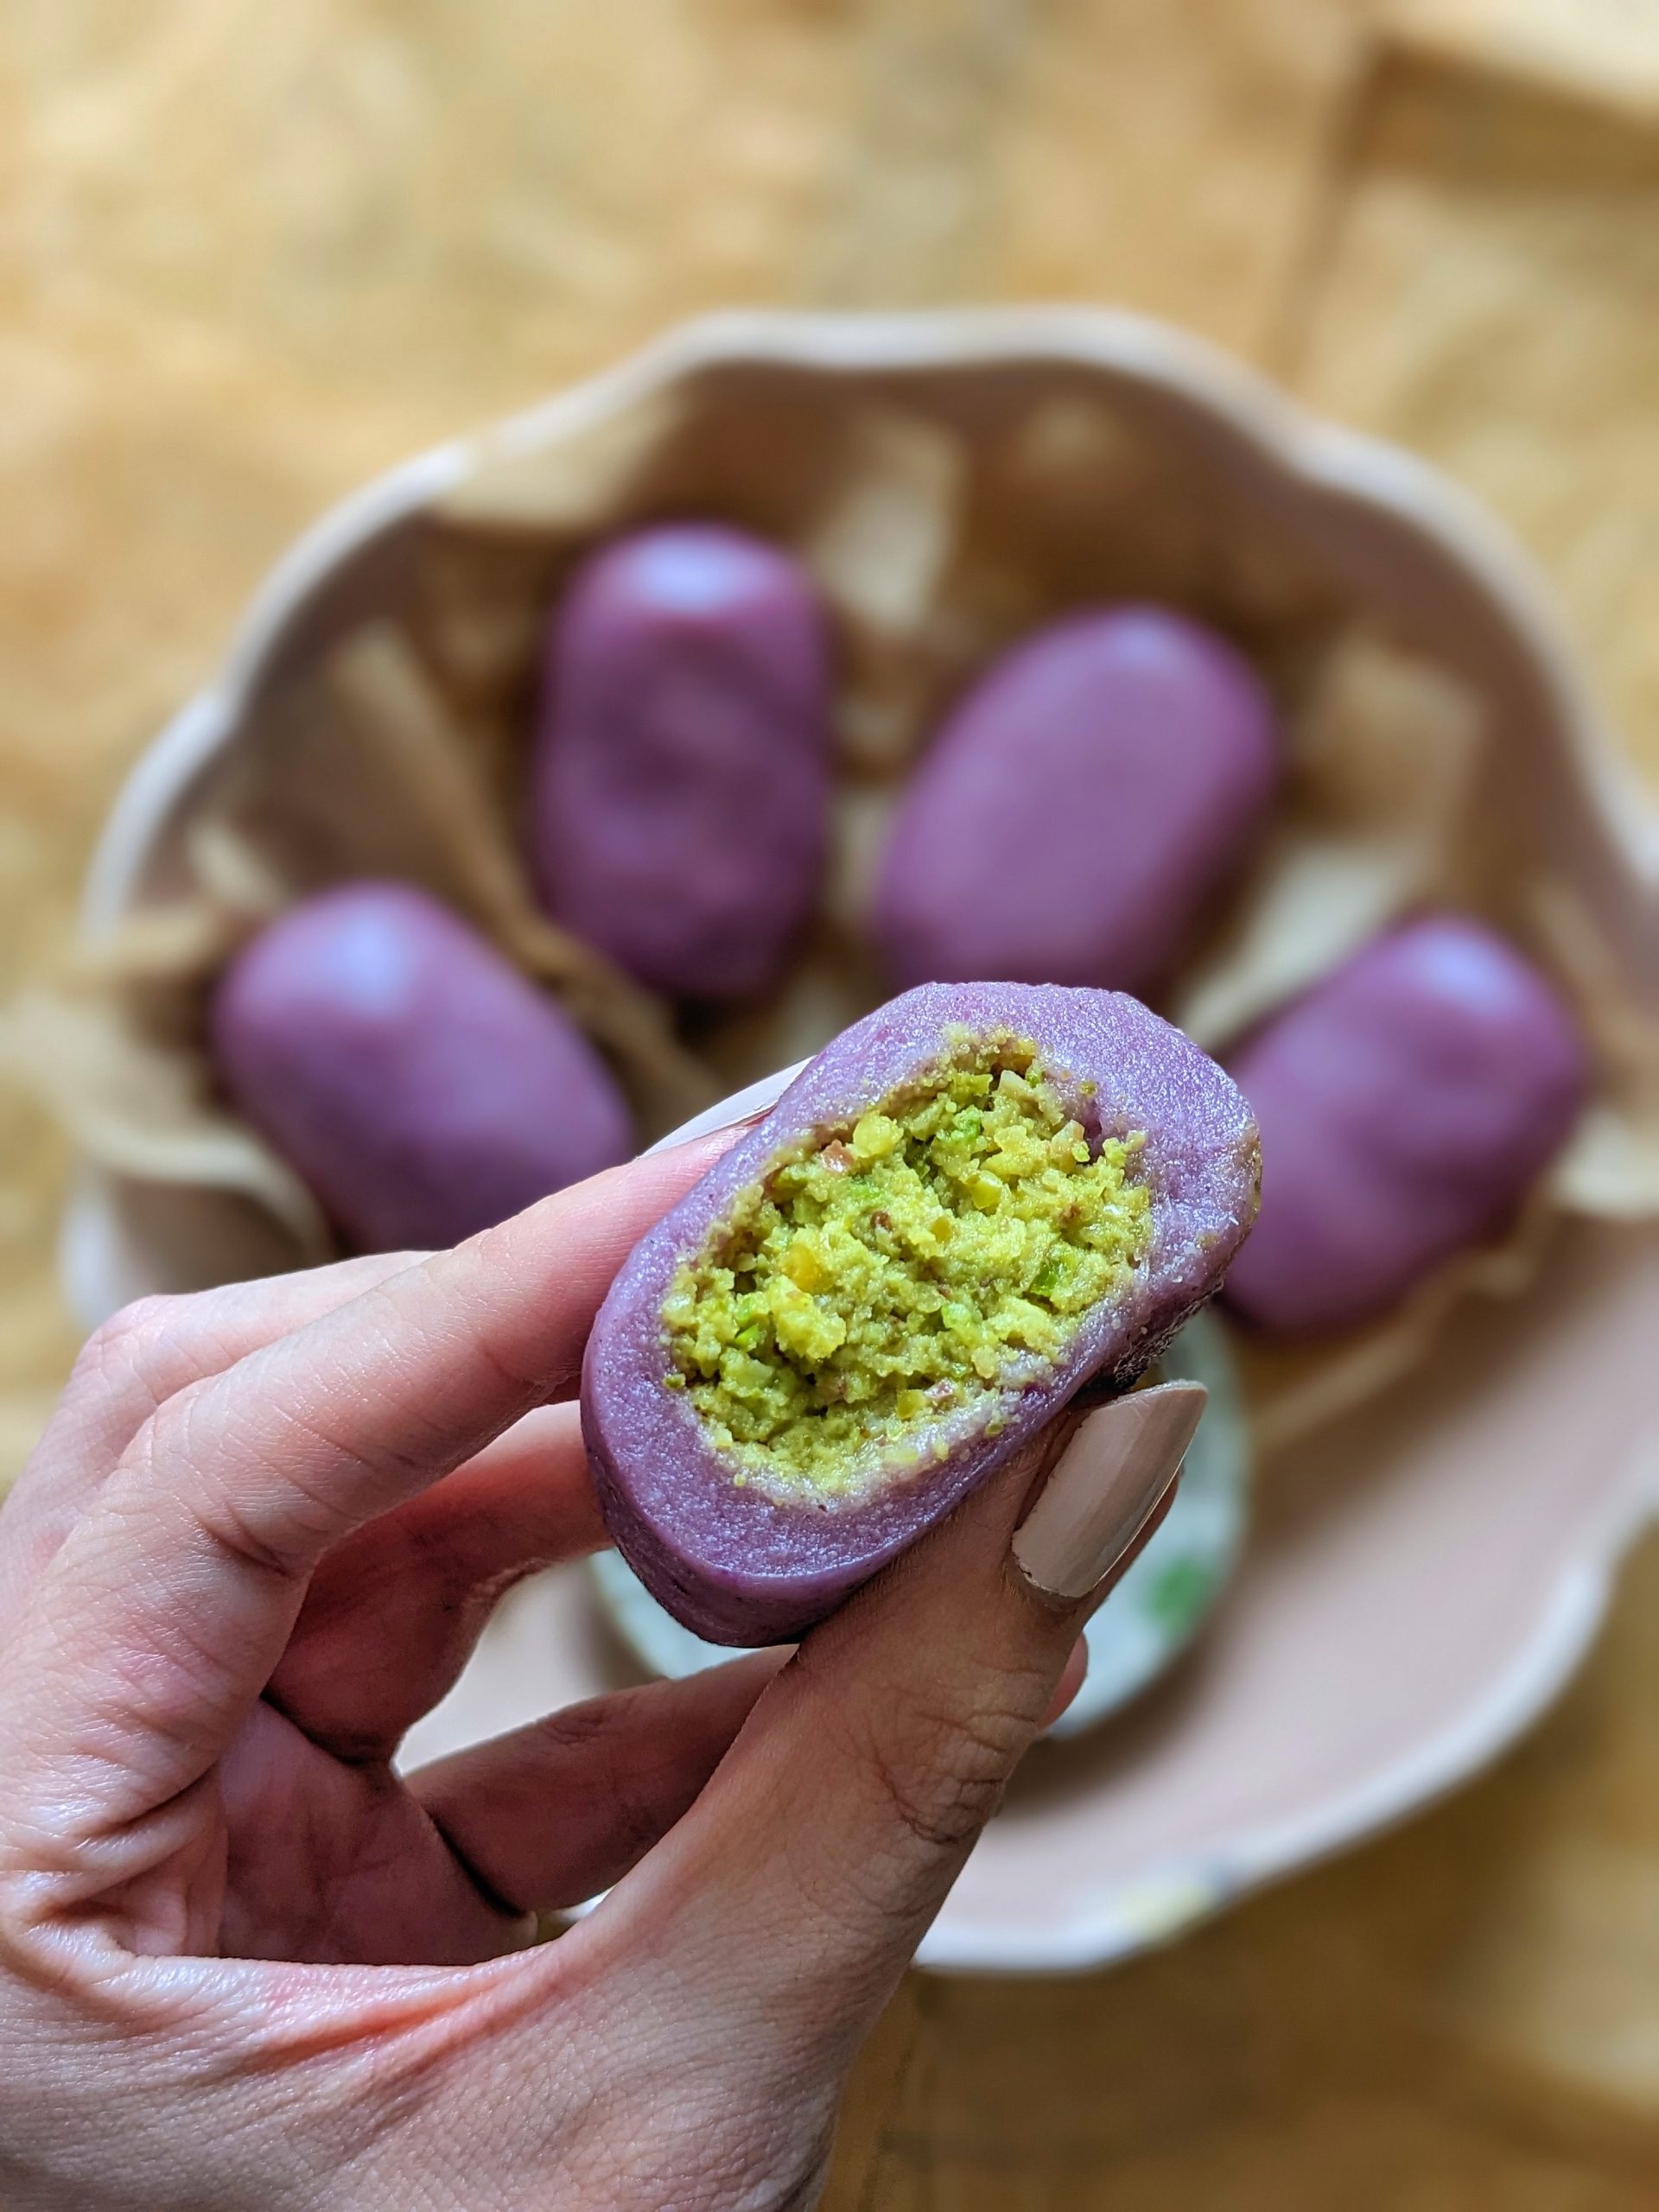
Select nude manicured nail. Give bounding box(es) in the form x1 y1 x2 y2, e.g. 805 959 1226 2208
645 1061 810 1157
1011 1381 1207 1601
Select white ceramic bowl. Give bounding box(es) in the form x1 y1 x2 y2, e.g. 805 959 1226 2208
66 310 1659 1972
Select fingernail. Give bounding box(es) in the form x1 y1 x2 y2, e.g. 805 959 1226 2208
645 1061 810 1156
1011 1381 1206 1601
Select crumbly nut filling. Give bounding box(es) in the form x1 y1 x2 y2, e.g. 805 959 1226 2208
662 1033 1151 1499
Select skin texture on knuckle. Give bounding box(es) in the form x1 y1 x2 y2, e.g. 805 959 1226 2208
860 1678 1040 1862
127 1370 400 1584
770 1654 1048 1947
117 1388 312 1585
66 1294 191 1405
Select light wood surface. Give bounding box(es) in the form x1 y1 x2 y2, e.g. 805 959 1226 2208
2 3 1656 2202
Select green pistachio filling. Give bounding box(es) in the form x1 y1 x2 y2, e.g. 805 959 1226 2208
661 1033 1153 1501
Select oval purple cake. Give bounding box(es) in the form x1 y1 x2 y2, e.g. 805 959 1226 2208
582 982 1260 1644
873 607 1281 997
213 880 633 1252
531 522 833 1002
1221 914 1590 1336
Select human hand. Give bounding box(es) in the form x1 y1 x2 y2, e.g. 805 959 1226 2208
0 1135 1190 2211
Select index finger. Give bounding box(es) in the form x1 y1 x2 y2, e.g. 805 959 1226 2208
1 1133 738 1845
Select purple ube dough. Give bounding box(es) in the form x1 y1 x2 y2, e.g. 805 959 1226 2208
531 523 833 1001
1221 915 1591 1337
874 607 1281 998
212 881 633 1253
582 982 1260 1646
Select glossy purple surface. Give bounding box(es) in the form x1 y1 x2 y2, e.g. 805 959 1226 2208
583 982 1260 1644
1221 916 1591 1336
212 881 632 1252
873 607 1280 998
531 524 833 1001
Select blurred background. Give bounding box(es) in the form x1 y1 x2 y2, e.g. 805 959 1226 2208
2 1 1657 2203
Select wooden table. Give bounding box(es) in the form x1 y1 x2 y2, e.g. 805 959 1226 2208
2 3 1656 2202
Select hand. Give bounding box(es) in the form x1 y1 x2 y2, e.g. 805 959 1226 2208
0 1135 1185 2211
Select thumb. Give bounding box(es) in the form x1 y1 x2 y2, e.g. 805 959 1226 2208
581 1381 1203 2047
